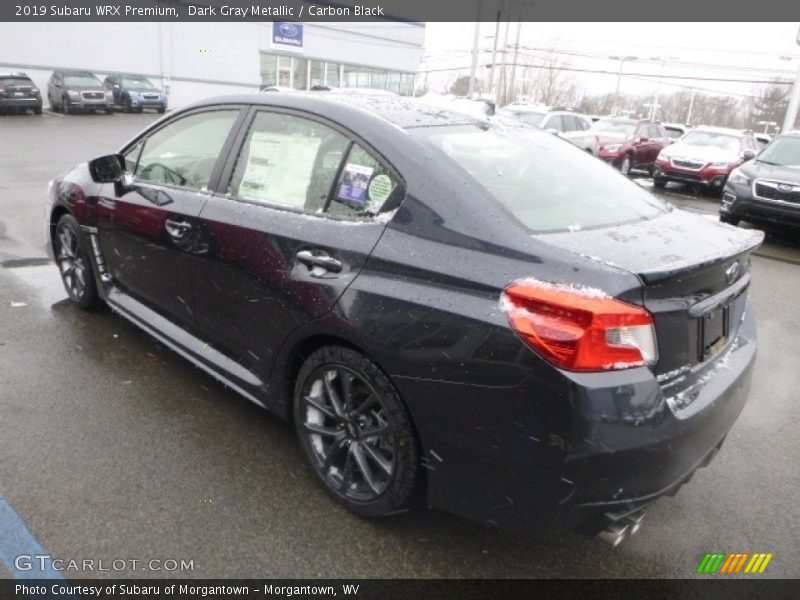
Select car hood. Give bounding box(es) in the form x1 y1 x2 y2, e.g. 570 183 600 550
741 159 800 182
68 85 105 92
129 87 161 93
660 143 737 163
535 208 764 283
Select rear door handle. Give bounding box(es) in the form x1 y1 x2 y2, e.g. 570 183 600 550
296 250 343 274
165 218 191 239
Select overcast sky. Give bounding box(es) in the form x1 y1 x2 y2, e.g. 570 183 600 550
422 22 800 100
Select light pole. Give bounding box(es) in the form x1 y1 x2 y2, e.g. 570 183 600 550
685 88 697 125
467 1 482 98
781 26 800 133
610 55 637 116
648 55 678 121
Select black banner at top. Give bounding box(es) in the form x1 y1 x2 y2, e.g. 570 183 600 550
1 0 797 22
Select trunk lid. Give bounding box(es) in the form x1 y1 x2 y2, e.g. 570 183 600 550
536 209 764 378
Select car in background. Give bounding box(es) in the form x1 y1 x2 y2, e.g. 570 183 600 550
0 72 42 115
663 122 688 142
720 130 800 228
592 118 669 176
754 133 772 151
47 70 113 114
44 92 761 544
653 127 757 193
501 104 598 155
104 73 167 113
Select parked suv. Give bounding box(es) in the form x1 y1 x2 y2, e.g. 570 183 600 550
593 118 669 176
0 72 42 115
47 70 113 114
720 131 800 228
654 127 757 193
501 104 598 154
104 73 167 113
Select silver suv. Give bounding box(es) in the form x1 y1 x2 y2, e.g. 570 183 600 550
500 104 598 155
47 70 113 115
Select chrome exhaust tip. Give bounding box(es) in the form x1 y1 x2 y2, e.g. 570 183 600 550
597 523 630 547
625 513 645 535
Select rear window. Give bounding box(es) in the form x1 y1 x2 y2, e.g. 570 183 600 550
0 77 32 86
415 125 668 234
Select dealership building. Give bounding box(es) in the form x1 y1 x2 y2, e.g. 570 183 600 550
0 21 424 108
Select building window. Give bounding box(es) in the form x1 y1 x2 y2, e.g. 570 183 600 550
260 52 414 95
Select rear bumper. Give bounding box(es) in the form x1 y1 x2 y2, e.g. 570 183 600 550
0 97 41 108
397 302 757 535
721 181 800 227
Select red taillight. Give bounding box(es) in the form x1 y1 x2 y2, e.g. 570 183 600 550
501 280 657 371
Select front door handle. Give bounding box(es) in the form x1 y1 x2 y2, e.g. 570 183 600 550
296 250 343 274
165 218 191 239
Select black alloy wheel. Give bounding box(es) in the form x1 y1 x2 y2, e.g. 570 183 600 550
294 346 417 517
54 215 99 308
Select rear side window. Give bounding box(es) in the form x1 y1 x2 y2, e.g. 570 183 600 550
329 144 399 218
417 125 668 233
134 109 239 191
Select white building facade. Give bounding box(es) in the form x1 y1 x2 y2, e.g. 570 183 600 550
0 21 425 108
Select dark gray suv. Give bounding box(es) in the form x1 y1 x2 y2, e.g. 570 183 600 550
47 70 113 114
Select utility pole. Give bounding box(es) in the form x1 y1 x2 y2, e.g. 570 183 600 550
507 20 522 104
782 25 800 133
649 55 678 121
610 56 636 117
685 88 697 125
467 0 482 98
498 0 511 105
487 7 502 97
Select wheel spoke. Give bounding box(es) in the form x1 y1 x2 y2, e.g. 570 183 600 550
323 373 345 418
362 442 393 476
304 394 337 420
340 370 353 413
322 437 347 471
352 443 381 495
361 423 390 440
340 445 354 491
304 422 341 437
352 393 378 417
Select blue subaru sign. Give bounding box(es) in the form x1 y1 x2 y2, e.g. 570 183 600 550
273 22 303 49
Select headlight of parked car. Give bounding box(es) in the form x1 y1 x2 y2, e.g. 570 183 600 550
105 90 113 99
67 90 80 98
603 144 621 152
728 168 750 186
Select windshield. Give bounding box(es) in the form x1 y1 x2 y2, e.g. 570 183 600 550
665 128 684 139
64 74 101 87
757 136 800 167
122 76 155 89
415 125 668 233
506 110 546 127
680 131 740 153
591 120 636 138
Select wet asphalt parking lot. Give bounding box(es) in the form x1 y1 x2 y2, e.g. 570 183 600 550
1 110 799 579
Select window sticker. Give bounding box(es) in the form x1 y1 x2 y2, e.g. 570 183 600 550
337 163 374 206
239 131 321 205
367 174 394 204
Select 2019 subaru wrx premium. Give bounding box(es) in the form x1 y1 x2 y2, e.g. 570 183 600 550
43 94 762 544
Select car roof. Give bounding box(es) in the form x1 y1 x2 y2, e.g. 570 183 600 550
693 125 751 136
184 92 484 131
0 73 31 79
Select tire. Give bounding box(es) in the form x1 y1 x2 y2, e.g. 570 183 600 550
294 345 418 518
53 214 100 309
157 107 166 114
122 96 131 113
105 107 113 115
62 96 72 115
653 177 667 189
34 106 42 115
620 154 633 177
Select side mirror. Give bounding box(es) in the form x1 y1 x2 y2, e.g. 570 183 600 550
113 84 120 89
546 128 562 137
113 173 136 198
88 154 125 183
742 150 756 161
638 136 649 143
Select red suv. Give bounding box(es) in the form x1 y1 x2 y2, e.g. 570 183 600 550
653 127 757 193
593 118 669 176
